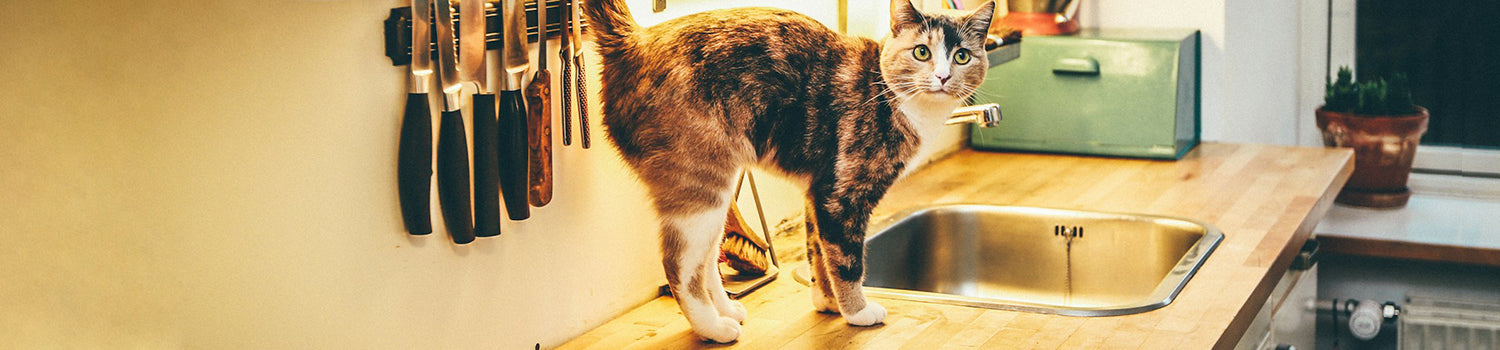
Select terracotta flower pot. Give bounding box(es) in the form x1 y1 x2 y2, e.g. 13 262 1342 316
1315 106 1429 208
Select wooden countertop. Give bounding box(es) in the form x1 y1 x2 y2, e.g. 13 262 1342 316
559 143 1353 350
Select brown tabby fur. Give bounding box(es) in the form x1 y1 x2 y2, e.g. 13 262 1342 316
583 0 994 342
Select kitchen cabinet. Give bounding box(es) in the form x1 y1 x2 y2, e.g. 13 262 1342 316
1236 241 1320 350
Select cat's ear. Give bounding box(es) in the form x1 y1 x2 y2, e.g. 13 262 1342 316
890 0 923 34
964 1 998 38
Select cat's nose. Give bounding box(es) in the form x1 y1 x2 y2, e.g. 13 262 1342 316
935 73 951 84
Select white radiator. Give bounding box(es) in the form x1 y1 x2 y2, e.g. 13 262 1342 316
1401 293 1500 350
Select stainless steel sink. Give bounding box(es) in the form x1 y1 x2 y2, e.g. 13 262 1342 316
799 205 1222 316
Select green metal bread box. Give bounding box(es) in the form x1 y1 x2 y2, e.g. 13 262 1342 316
971 28 1200 159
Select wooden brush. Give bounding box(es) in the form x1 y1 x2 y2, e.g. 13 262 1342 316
721 202 771 275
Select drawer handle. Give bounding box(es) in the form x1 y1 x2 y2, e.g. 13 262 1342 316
1052 57 1100 75
1292 239 1320 270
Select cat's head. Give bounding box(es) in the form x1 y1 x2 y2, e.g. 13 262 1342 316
880 0 995 107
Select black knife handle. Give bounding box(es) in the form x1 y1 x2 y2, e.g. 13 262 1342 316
472 94 501 237
398 93 434 235
497 91 532 221
437 109 476 244
560 55 574 146
575 57 591 149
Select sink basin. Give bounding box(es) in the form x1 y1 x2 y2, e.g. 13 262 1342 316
801 205 1222 316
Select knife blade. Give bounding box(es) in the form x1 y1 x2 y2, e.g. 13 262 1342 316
398 0 436 236
558 0 574 146
461 0 501 237
497 0 532 220
525 0 554 207
435 0 476 244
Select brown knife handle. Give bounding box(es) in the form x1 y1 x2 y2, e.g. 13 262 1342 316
397 93 433 235
472 94 501 237
525 70 554 207
575 56 591 149
497 91 531 221
437 109 476 244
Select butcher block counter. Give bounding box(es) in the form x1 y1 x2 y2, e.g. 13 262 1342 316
559 143 1354 349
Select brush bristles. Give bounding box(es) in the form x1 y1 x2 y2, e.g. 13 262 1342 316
722 232 769 275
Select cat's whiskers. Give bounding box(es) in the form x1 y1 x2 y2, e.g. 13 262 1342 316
885 84 929 108
861 80 929 108
886 85 925 110
956 84 1004 100
859 83 903 108
949 86 980 101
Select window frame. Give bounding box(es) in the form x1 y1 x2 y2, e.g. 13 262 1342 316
1302 0 1500 179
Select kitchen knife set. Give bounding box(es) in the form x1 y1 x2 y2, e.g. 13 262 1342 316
397 0 590 244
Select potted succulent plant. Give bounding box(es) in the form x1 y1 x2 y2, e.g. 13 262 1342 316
1316 67 1429 208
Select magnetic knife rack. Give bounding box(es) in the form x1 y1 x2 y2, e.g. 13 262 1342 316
383 0 589 66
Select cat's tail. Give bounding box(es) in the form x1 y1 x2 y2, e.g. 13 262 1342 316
581 0 638 58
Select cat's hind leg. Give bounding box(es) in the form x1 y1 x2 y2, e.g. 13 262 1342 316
659 204 742 343
634 152 745 342
700 247 747 323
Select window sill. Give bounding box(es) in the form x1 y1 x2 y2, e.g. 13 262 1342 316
1315 180 1500 252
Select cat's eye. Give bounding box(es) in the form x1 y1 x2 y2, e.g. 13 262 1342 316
954 49 972 65
913 45 931 61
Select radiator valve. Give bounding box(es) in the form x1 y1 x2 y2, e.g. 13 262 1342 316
1346 299 1401 340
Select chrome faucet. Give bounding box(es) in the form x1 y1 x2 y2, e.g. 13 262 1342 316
947 103 1003 128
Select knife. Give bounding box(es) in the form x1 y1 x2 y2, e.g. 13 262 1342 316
525 0 554 207
558 1 574 146
498 0 532 220
435 0 477 243
461 0 501 237
571 0 590 149
398 0 435 236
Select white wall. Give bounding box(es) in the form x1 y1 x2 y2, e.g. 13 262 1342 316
1084 0 1305 145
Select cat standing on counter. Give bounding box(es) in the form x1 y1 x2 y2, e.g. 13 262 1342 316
583 0 994 342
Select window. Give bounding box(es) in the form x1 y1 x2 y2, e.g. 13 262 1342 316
1350 0 1500 177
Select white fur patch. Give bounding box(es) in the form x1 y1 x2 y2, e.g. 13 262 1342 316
843 300 888 326
897 97 959 176
665 205 743 343
928 35 951 91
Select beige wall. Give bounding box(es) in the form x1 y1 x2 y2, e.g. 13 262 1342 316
0 0 964 348
0 1 664 348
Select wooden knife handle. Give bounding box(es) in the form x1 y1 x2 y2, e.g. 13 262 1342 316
437 109 476 244
497 91 532 220
397 93 433 235
525 70 554 207
471 94 501 237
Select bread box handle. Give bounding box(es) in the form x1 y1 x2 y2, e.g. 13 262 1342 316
1052 57 1100 75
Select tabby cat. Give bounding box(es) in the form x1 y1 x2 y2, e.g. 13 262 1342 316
583 0 995 342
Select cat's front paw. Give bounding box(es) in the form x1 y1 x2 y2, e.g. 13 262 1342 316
842 300 887 327
721 299 748 324
692 316 743 343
